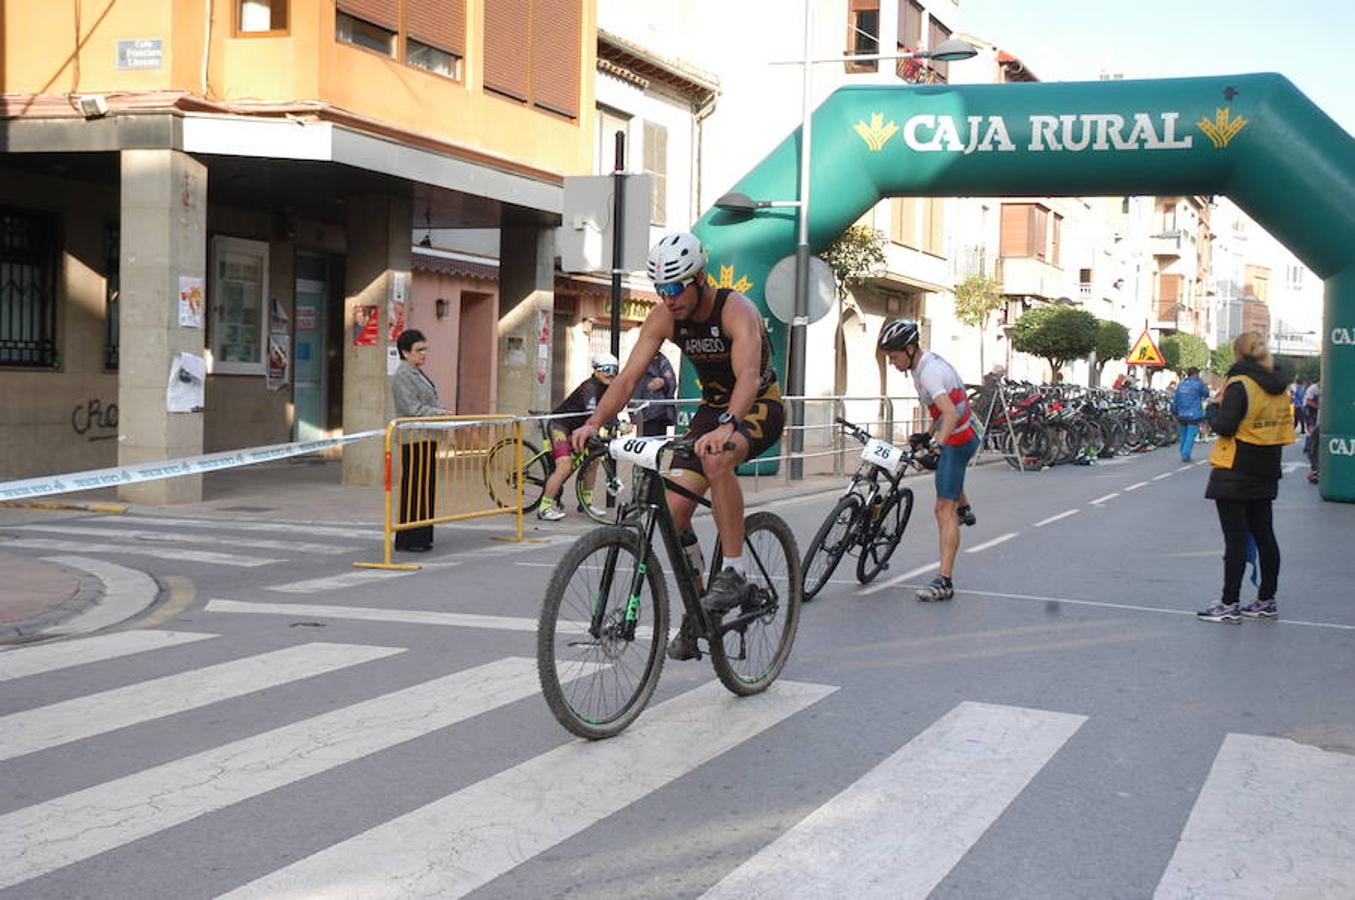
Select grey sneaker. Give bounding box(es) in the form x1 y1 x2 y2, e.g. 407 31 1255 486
702 568 751 615
1196 602 1241 623
916 576 954 602
1240 599 1278 620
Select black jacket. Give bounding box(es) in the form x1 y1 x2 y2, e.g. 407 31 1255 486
1205 360 1289 502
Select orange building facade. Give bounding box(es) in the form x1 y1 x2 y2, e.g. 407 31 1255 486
0 0 595 500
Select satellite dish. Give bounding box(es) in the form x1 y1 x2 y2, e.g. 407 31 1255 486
763 255 836 324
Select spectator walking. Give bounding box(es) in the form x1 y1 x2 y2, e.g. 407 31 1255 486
1172 367 1210 461
390 329 446 552
1197 332 1294 623
632 350 678 437
1291 379 1308 433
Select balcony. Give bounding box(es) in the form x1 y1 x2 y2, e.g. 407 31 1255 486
997 256 1065 300
1149 231 1185 257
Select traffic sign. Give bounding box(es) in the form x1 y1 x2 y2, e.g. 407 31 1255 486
1126 329 1165 366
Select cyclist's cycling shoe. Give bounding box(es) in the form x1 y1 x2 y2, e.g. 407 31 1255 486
666 614 702 661
915 576 954 603
536 502 565 521
702 567 751 615
957 505 977 527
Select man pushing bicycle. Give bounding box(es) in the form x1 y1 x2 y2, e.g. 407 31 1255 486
570 231 784 659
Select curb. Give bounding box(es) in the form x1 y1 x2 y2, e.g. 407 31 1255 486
0 560 104 643
1 500 129 514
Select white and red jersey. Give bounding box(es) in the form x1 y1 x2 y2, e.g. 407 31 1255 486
912 351 975 445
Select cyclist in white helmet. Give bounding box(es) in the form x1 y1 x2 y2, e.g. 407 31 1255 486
570 231 784 659
537 352 619 521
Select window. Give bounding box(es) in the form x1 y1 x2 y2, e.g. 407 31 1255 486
337 11 395 55
927 18 953 82
238 0 287 33
405 0 465 78
595 107 629 172
105 224 119 371
484 0 582 118
898 0 922 50
644 120 668 227
407 38 459 77
846 0 880 72
890 197 944 256
209 236 269 374
1001 203 1060 261
0 207 56 368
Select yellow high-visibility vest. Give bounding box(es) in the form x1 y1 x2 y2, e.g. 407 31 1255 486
1209 374 1295 469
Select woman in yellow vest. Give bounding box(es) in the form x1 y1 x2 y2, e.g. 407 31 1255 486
1197 332 1295 623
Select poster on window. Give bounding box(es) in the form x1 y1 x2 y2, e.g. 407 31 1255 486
178 276 205 328
352 304 380 346
269 297 289 335
266 334 290 390
387 273 407 375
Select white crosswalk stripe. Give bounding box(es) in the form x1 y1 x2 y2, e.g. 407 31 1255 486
124 515 381 541
0 656 592 891
0 630 217 681
265 569 421 593
0 537 280 567
11 523 349 555
700 702 1087 900
0 642 402 762
220 679 837 899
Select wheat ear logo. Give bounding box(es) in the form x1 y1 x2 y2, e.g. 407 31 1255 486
706 265 754 294
853 113 899 151
1196 108 1248 149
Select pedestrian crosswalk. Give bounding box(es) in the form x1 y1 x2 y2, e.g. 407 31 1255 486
1 630 1352 897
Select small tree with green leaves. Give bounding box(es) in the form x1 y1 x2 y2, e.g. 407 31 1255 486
1211 343 1234 375
1161 332 1210 377
953 274 1005 375
1093 319 1130 386
820 225 887 301
1011 305 1098 382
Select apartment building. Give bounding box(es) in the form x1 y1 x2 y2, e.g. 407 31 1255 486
0 0 595 500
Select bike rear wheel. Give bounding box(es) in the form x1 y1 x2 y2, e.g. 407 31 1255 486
537 527 669 739
485 437 550 513
708 512 802 697
856 487 914 584
801 493 863 602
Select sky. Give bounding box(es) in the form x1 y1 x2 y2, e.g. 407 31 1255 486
959 0 1355 136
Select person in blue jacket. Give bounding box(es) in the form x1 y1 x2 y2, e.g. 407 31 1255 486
1172 366 1210 461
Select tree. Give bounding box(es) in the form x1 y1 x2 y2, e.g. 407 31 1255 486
820 225 886 301
1211 343 1234 375
952 274 1005 375
1010 305 1098 381
1092 319 1130 386
1161 332 1210 375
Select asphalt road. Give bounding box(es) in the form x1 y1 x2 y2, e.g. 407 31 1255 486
1 443 1352 899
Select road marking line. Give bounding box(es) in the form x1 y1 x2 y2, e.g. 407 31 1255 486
1154 733 1355 899
0 630 217 682
35 556 160 636
206 599 554 632
0 657 585 892
126 515 380 540
1034 509 1079 527
859 561 940 597
0 642 402 763
1152 472 1174 481
13 523 345 555
220 679 836 900
266 569 420 593
1124 480 1150 491
1089 492 1120 505
701 701 1086 900
964 532 1019 554
2 538 278 568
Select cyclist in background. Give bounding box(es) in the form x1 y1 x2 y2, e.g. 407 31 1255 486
537 352 618 521
570 231 784 659
879 319 980 602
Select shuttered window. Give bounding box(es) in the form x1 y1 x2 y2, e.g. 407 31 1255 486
927 18 952 82
337 0 398 31
406 0 464 55
484 0 581 118
897 0 921 49
846 0 880 72
891 197 919 247
1000 203 1032 257
644 120 667 226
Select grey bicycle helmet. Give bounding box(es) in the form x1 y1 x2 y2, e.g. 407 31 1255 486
878 319 921 352
646 232 706 285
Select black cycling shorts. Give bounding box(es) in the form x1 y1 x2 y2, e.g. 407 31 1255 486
670 394 785 479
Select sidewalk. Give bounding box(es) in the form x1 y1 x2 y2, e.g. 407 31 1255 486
0 455 849 642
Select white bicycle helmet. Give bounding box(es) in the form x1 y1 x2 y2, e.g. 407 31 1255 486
590 351 619 371
646 232 706 285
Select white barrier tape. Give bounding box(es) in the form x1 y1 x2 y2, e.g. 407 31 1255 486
0 430 384 502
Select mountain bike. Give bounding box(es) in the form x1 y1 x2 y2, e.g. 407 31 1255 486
483 417 623 524
801 417 920 602
537 434 803 739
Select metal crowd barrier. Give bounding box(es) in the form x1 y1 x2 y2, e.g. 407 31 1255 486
355 415 524 570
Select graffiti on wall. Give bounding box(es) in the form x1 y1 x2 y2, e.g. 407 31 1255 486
72 398 118 441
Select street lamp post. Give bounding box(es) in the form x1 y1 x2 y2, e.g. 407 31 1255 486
728 12 976 479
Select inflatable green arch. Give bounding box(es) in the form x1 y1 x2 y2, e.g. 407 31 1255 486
688 73 1355 501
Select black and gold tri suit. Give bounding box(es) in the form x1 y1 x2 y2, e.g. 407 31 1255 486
670 288 785 476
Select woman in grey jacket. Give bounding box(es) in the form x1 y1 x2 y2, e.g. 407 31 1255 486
391 329 445 551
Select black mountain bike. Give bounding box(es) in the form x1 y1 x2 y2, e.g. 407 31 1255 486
537 434 803 739
801 417 920 602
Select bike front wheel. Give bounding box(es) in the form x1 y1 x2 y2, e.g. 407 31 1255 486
575 449 622 525
856 487 914 583
801 493 863 602
708 512 802 697
538 527 669 739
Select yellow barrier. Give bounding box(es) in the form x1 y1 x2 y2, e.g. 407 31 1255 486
355 415 526 570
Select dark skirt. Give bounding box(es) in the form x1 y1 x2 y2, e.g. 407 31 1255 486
395 440 437 549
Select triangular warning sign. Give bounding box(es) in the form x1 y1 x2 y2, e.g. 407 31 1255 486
1126 329 1165 366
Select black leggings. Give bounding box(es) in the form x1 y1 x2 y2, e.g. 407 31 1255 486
1214 499 1279 604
